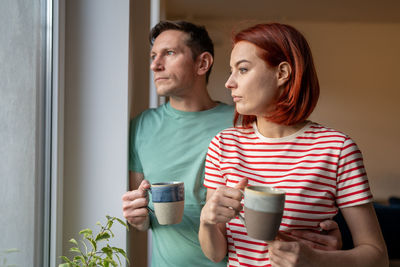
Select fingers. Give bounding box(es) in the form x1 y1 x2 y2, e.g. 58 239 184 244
201 186 244 225
234 178 248 191
269 241 300 267
216 185 243 202
122 180 151 226
276 231 298 242
138 179 151 191
122 179 150 201
288 228 341 251
319 219 338 231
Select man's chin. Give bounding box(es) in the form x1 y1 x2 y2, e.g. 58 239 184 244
156 88 172 97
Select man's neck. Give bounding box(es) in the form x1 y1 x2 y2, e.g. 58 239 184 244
169 94 218 112
168 83 218 112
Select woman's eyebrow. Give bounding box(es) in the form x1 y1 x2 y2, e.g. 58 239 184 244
234 59 251 67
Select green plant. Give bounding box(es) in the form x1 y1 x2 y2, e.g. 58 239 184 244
0 248 19 267
59 215 129 267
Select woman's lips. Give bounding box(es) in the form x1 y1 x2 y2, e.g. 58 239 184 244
232 95 242 102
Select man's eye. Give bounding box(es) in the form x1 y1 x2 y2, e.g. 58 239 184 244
167 50 175 55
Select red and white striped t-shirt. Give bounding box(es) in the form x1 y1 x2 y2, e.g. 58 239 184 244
204 121 372 267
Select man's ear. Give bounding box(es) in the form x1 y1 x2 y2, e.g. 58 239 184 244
277 61 292 87
197 52 213 76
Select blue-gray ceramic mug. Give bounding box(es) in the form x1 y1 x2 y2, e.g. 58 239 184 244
149 181 184 225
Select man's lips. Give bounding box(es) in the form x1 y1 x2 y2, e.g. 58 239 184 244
154 77 168 82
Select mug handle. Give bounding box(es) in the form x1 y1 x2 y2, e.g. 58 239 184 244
147 206 154 214
238 189 245 226
145 188 154 214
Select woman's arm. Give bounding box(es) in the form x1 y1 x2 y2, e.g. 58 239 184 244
337 202 388 266
269 203 389 267
199 188 228 262
199 178 247 262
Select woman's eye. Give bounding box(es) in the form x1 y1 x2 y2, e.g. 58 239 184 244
239 68 248 74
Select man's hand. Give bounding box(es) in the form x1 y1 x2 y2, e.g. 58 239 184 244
277 220 342 251
122 179 151 231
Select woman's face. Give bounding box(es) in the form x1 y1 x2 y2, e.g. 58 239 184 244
225 41 281 117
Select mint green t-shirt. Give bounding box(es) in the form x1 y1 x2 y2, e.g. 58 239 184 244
129 102 234 267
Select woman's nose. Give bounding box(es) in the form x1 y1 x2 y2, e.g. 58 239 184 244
225 74 236 90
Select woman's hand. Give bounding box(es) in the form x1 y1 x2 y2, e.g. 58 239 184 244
269 239 320 267
200 178 248 225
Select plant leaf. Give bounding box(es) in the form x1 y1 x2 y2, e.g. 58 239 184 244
79 228 93 239
115 217 129 230
81 239 88 254
60 256 73 264
69 238 78 246
103 257 118 267
69 247 81 254
95 232 111 242
101 246 113 257
106 220 114 230
87 237 97 251
73 255 85 263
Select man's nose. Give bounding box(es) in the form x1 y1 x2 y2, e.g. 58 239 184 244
150 56 164 72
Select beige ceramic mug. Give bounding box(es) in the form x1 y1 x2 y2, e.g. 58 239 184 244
239 185 285 241
149 181 185 225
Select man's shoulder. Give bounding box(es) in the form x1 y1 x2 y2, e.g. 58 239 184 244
136 105 165 118
131 105 165 123
206 102 234 121
215 102 235 113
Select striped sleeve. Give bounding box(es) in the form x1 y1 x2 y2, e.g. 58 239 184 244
336 137 373 208
204 134 227 189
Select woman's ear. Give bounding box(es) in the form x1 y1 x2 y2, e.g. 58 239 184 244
197 52 213 76
277 62 292 87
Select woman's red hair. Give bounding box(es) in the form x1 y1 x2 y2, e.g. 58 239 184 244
232 23 320 126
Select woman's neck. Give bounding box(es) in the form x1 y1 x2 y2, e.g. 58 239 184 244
256 117 308 138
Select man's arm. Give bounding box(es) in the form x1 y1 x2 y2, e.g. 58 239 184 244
122 171 151 231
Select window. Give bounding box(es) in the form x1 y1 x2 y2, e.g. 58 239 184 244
0 0 59 266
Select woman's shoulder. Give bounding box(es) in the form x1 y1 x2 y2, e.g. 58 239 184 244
212 125 257 143
306 122 350 139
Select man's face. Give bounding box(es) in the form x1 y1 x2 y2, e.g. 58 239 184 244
150 30 197 97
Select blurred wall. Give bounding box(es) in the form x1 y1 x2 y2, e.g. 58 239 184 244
63 0 130 264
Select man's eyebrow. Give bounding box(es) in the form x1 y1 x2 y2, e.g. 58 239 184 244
151 46 179 54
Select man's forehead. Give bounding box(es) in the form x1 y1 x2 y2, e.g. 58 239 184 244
151 30 189 51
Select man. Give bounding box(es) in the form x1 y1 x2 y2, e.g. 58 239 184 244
122 20 341 267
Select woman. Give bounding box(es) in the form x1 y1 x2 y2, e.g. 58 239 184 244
199 23 388 267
